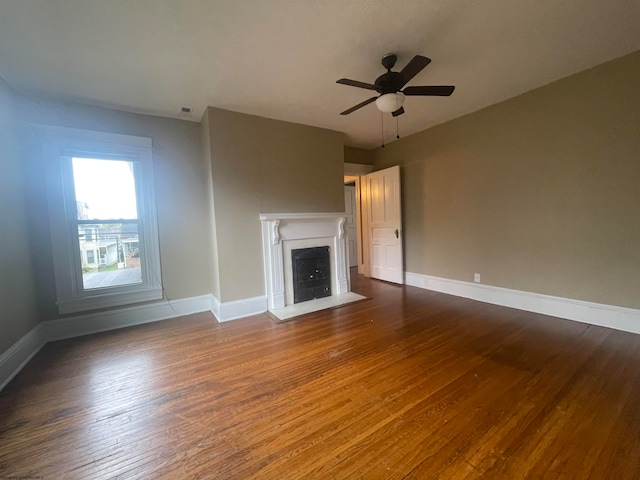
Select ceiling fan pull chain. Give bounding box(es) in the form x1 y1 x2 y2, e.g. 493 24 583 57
396 115 400 139
381 111 385 148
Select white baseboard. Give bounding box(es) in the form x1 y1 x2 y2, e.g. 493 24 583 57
216 295 268 322
0 324 47 392
1 291 272 392
42 294 217 342
210 294 221 321
0 294 218 392
168 295 215 317
405 272 640 334
6 276 636 392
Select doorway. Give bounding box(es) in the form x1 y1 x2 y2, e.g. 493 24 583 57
344 163 403 284
362 165 404 284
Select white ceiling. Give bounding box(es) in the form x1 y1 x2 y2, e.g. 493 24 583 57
0 0 638 149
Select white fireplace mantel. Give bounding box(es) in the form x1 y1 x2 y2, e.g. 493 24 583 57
260 212 350 310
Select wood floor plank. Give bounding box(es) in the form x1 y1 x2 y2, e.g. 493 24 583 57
1 270 640 479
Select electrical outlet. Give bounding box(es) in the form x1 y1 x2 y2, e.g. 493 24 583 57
474 273 481 283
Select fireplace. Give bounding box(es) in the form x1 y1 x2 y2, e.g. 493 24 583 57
260 213 350 310
292 246 331 303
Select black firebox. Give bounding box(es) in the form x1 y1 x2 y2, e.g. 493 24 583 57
291 246 331 304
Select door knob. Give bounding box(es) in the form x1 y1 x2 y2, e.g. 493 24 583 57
395 229 399 238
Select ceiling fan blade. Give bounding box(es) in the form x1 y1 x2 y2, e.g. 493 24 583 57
397 55 431 89
391 106 405 117
336 78 378 91
403 85 455 96
340 96 378 115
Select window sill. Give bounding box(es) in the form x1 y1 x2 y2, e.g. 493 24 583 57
57 287 163 315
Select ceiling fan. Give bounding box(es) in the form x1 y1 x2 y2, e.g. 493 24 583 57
337 53 455 117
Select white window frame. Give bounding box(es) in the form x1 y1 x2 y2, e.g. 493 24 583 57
40 126 163 314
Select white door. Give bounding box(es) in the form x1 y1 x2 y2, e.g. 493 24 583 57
365 165 403 284
344 185 358 267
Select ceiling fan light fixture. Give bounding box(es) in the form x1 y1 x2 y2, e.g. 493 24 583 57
337 54 453 116
375 92 405 113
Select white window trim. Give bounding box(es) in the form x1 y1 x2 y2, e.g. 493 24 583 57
39 125 163 314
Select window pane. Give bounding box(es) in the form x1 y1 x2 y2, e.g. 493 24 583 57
79 223 142 289
72 158 138 220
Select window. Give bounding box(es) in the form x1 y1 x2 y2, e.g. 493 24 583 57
72 156 143 288
41 126 162 314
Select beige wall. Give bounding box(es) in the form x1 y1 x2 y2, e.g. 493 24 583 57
17 95 213 319
0 79 40 352
344 146 374 165
205 107 345 302
373 51 640 309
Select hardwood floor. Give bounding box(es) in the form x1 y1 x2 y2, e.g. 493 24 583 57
1 271 640 479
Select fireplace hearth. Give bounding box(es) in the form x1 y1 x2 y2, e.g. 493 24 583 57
292 246 331 303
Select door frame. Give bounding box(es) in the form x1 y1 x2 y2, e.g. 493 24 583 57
344 183 358 268
344 162 373 275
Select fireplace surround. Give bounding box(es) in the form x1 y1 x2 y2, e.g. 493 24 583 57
260 213 350 311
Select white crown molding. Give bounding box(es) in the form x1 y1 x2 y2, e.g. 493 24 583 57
405 272 640 334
